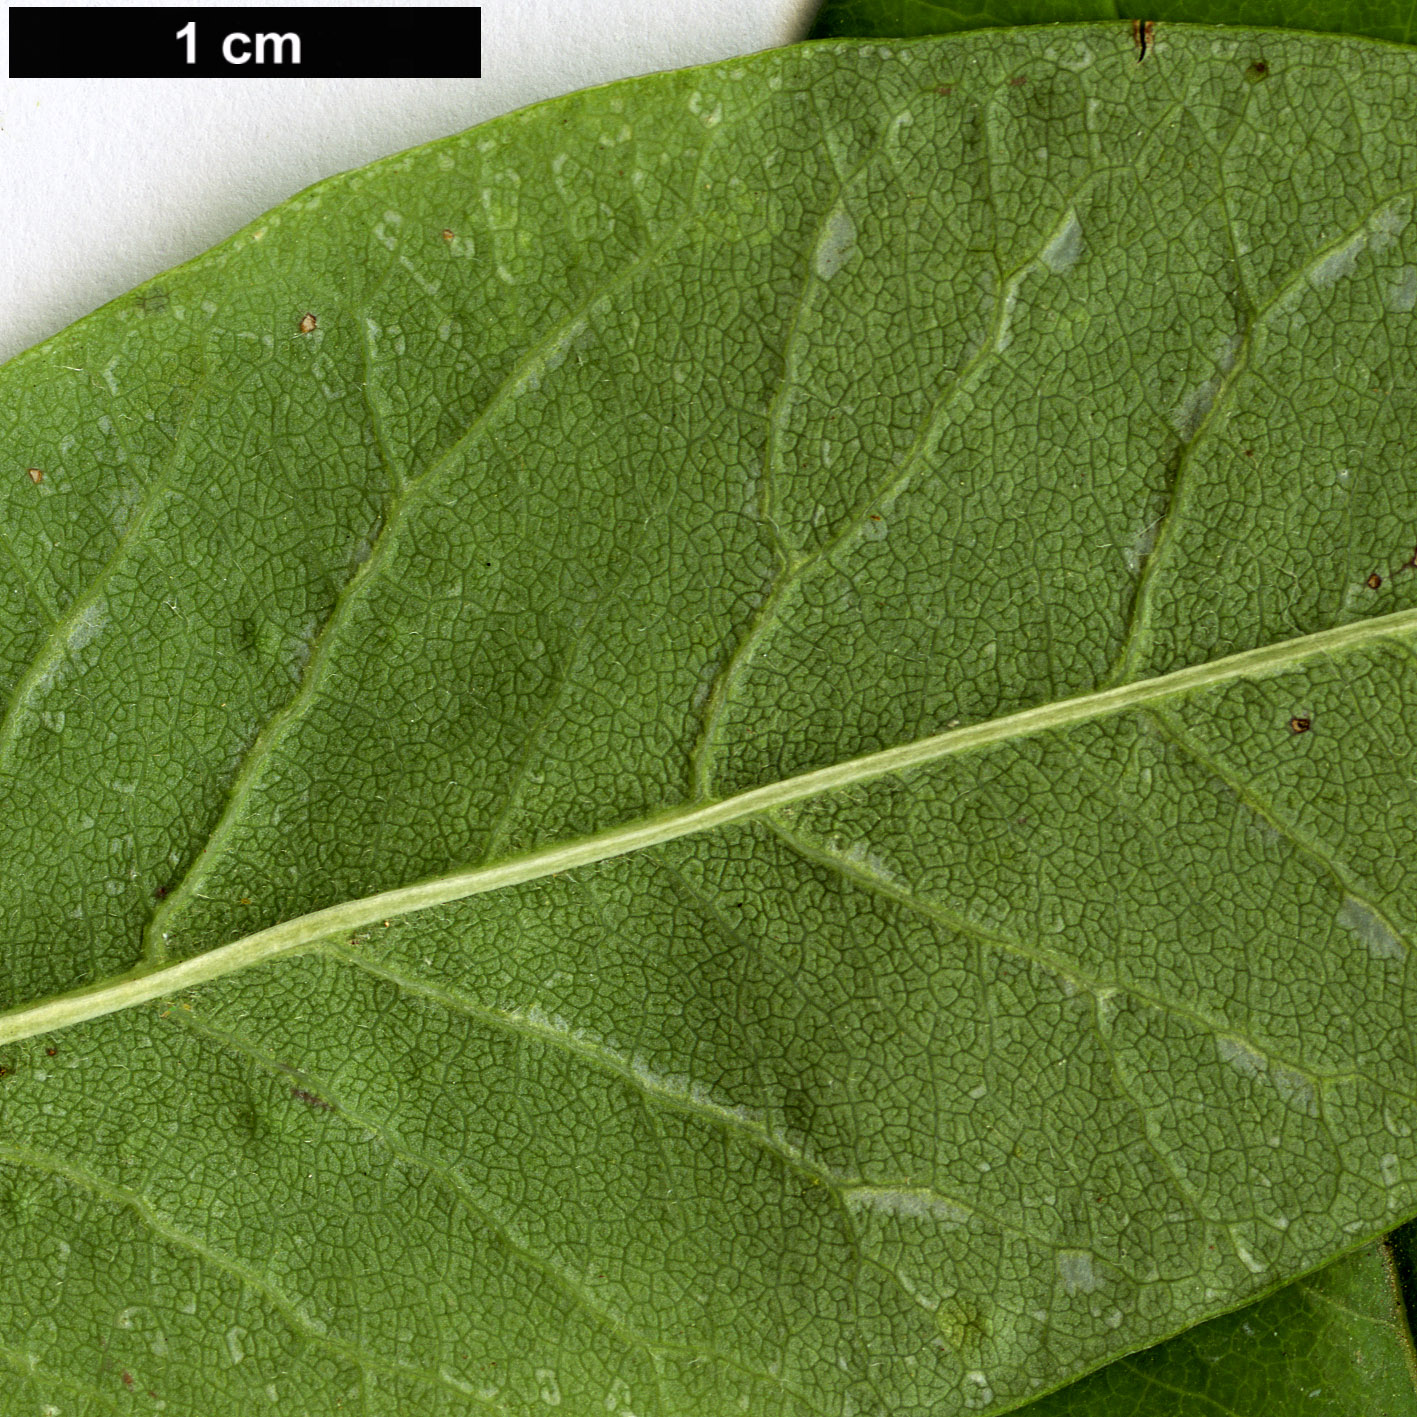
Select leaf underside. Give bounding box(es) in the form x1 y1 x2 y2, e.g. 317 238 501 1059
810 0 1417 1405
2 24 1417 1416
808 0 1417 1408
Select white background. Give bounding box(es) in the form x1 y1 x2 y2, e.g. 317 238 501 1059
0 0 816 363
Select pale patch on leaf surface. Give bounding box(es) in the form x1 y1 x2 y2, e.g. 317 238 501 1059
0 24 1416 1417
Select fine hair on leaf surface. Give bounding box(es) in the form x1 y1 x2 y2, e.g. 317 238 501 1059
1 22 1416 1416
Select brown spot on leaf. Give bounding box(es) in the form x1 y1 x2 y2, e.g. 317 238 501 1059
298 312 318 334
1289 716 1311 734
1132 19 1154 60
121 1372 134 1390
26 467 42 484
292 1087 334 1112
1008 75 1027 87
1368 573 1383 590
934 85 953 96
154 885 169 899
441 228 455 242
1245 60 1269 82
45 1047 56 1057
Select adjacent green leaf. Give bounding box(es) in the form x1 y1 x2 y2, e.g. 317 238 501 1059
808 0 1417 45
2 24 1417 1415
1025 1234 1417 1415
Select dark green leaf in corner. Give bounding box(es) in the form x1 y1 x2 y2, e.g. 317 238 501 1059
3 23 1417 1417
1025 1231 1417 1415
808 0 1417 44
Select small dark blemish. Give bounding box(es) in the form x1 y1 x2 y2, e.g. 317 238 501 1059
45 1047 56 1057
0 1066 9 1079
121 1373 134 1390
298 312 318 334
26 467 42 484
1132 19 1154 61
1368 573 1383 590
291 1087 334 1112
1289 716 1311 734
935 85 953 96
869 514 883 521
1244 450 1255 459
155 885 169 900
441 228 455 242
1008 75 1027 87
1245 60 1270 82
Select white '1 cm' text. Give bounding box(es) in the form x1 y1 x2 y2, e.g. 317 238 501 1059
176 21 302 66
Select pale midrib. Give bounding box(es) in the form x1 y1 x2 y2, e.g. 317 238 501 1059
2 606 1415 1047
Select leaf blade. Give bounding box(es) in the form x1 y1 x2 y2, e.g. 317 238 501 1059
3 605 1417 1049
1 25 1416 1415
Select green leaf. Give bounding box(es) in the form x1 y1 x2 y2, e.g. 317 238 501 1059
809 3 1417 1415
807 0 1417 45
2 23 1417 1415
1023 1233 1417 1415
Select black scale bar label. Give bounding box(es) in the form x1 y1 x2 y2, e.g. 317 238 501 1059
9 6 481 78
